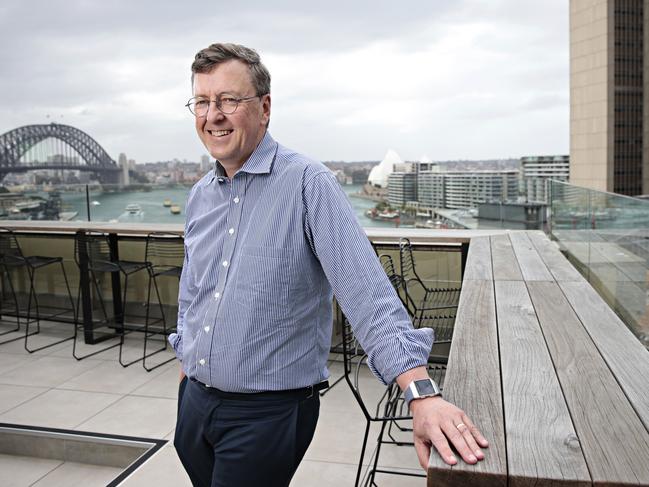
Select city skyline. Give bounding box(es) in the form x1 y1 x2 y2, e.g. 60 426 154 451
0 1 568 164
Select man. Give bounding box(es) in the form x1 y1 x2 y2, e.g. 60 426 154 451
170 42 488 487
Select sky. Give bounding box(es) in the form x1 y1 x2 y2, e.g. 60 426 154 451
0 0 569 164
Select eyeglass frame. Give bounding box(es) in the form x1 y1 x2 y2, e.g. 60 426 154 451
185 93 266 117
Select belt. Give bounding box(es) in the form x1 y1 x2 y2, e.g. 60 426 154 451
190 379 329 400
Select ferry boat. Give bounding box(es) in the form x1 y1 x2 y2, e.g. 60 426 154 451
170 205 181 215
163 199 172 207
125 203 142 215
365 208 400 221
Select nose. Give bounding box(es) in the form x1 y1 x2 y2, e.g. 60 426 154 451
205 101 225 122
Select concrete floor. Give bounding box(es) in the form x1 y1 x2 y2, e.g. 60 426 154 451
0 322 426 486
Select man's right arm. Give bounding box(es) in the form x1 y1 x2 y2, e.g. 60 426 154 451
174 241 193 382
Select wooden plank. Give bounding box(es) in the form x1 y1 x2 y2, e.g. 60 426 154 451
495 281 590 486
528 281 649 485
527 231 584 282
462 237 493 281
427 280 506 487
509 232 553 281
490 235 523 281
559 281 649 435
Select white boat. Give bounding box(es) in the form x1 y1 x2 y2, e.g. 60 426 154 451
125 203 142 215
91 200 101 206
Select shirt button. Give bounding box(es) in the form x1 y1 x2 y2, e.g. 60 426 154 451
228 228 234 235
199 358 206 366
222 260 228 267
214 292 220 299
233 197 240 204
204 326 210 332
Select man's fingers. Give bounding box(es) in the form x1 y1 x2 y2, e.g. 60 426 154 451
427 427 458 466
441 421 478 465
462 414 489 448
413 437 431 470
456 422 484 460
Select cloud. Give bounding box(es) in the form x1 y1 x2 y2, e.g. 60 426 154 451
0 0 569 162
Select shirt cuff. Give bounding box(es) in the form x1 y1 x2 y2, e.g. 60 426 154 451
168 332 183 362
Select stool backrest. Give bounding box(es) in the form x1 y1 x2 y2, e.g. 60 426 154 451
74 231 113 268
0 227 24 262
144 232 184 268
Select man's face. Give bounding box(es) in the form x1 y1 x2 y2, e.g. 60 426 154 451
192 60 270 171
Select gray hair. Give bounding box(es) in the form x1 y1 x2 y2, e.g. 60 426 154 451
191 43 271 96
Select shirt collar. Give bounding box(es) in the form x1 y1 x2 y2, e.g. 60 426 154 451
207 131 277 185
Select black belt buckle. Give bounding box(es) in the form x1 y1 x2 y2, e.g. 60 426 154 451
306 384 314 399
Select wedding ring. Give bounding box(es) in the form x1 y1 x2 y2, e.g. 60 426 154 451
456 422 467 431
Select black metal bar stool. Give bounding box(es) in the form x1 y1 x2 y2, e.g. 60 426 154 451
140 232 183 371
0 227 75 352
73 231 150 364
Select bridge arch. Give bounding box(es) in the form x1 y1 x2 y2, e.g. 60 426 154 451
0 123 120 182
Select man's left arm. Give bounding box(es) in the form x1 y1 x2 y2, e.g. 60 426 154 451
302 170 488 468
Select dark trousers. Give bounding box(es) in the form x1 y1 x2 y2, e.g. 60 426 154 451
174 378 320 487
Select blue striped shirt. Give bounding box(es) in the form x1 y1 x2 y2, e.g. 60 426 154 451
169 131 433 392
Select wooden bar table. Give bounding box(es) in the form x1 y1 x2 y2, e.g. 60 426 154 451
428 231 649 486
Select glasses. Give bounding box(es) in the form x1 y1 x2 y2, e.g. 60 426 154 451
185 94 263 117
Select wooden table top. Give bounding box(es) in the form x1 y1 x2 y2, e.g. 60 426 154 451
427 230 649 486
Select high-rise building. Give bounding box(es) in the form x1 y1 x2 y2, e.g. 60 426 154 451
387 172 417 207
200 154 211 174
570 0 647 195
521 155 570 203
415 170 519 210
417 171 445 209
118 152 129 186
443 171 519 209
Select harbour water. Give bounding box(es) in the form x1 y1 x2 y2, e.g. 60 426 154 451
53 184 398 227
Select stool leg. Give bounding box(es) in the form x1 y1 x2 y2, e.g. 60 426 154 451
142 272 174 372
25 263 75 353
72 274 120 361
0 264 23 344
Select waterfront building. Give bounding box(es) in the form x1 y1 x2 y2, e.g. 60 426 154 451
442 170 520 209
417 171 445 209
119 153 130 186
200 154 211 174
368 149 402 188
478 201 547 230
387 172 417 207
520 155 570 203
570 0 647 195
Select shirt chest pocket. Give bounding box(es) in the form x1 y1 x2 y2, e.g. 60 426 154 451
234 245 292 323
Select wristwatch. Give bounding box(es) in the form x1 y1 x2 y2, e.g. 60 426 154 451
404 378 441 409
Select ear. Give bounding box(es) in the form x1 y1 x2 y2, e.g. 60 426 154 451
261 93 271 126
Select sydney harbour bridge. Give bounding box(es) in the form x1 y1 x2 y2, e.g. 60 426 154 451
0 123 122 184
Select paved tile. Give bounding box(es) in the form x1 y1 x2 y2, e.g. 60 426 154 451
0 388 121 429
0 352 31 375
31 461 122 487
0 383 48 414
291 459 358 486
120 444 191 487
75 395 177 439
0 453 62 487
58 360 165 395
0 355 103 388
130 360 180 399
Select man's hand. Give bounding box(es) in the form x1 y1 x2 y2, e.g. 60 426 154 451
409 395 488 468
179 367 186 383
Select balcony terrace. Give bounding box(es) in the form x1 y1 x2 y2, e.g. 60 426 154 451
0 211 647 486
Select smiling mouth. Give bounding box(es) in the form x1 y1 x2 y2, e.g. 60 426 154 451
208 129 233 137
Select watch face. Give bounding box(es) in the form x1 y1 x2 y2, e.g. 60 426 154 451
415 379 437 395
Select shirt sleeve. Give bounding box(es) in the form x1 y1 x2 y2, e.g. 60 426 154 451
303 170 434 385
167 243 194 361
168 186 199 362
